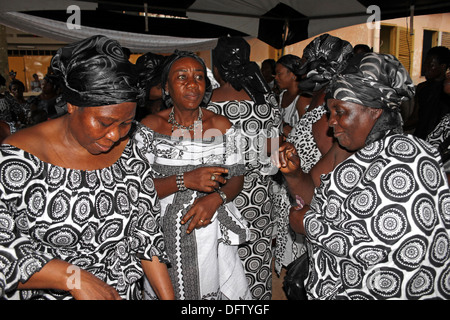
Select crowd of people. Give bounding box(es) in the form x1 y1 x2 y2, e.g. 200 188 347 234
0 32 449 300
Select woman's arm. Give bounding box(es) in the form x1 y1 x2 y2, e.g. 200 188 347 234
141 257 175 300
17 259 122 300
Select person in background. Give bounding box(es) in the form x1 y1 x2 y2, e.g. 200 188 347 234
261 58 278 93
275 54 310 138
208 36 282 300
30 73 43 92
28 74 60 122
0 35 174 300
135 52 168 120
2 79 32 128
405 46 450 138
285 52 450 300
353 44 372 55
136 50 251 300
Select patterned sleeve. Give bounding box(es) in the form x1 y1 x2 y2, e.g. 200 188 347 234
0 147 54 294
128 138 169 264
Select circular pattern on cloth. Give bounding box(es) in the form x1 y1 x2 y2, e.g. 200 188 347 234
48 191 71 222
25 184 47 218
418 158 442 193
72 194 94 225
95 191 114 219
394 235 428 271
406 267 435 299
386 136 418 161
372 205 409 243
44 225 80 247
412 195 437 235
362 159 388 184
354 246 389 267
253 103 271 119
429 229 450 267
67 170 83 190
346 185 379 218
341 260 363 288
356 139 384 162
438 191 450 226
367 268 402 298
0 160 33 192
324 193 343 221
381 165 416 201
334 161 364 193
243 118 263 135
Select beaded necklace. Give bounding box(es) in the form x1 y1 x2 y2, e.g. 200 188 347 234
168 106 203 133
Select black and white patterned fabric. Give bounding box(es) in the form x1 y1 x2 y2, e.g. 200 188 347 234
208 93 282 300
304 132 450 299
0 123 167 300
134 122 251 300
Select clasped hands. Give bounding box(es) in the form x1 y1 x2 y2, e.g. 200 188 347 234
181 166 228 233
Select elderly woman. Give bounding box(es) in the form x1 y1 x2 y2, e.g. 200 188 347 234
0 35 174 300
135 50 251 300
207 36 282 300
285 52 450 299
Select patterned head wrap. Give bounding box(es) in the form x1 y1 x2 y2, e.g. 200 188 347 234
298 34 353 92
51 35 139 107
160 50 212 109
212 36 270 104
329 52 415 144
136 52 167 108
276 54 303 78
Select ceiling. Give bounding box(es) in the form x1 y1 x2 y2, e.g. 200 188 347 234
1 0 450 51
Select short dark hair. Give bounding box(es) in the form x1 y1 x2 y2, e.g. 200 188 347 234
426 46 450 68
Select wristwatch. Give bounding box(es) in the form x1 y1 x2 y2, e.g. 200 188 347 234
216 189 227 204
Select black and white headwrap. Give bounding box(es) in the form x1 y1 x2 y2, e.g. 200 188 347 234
160 50 212 109
329 52 415 144
298 34 353 92
212 36 270 105
136 52 167 108
51 35 139 107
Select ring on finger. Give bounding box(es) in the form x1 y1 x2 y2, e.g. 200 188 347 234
199 219 204 223
211 174 216 181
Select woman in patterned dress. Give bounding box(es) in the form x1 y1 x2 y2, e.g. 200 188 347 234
207 36 282 300
0 35 174 300
137 50 251 300
284 52 450 299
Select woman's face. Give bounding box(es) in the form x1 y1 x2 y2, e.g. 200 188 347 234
10 84 23 98
327 99 382 151
166 57 206 111
275 63 295 90
67 102 136 155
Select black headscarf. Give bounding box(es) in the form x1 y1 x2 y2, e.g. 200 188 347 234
329 52 415 144
160 50 212 109
298 34 353 92
51 35 139 107
136 52 167 108
276 54 303 78
212 36 270 104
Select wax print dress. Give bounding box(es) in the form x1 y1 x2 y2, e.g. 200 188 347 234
304 132 450 299
208 93 282 300
134 122 252 300
0 123 168 300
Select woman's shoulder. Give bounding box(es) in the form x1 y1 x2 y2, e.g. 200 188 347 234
202 108 231 133
3 119 53 151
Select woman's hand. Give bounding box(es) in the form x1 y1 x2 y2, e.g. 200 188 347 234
184 166 228 193
68 268 122 300
181 193 222 234
278 142 301 175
